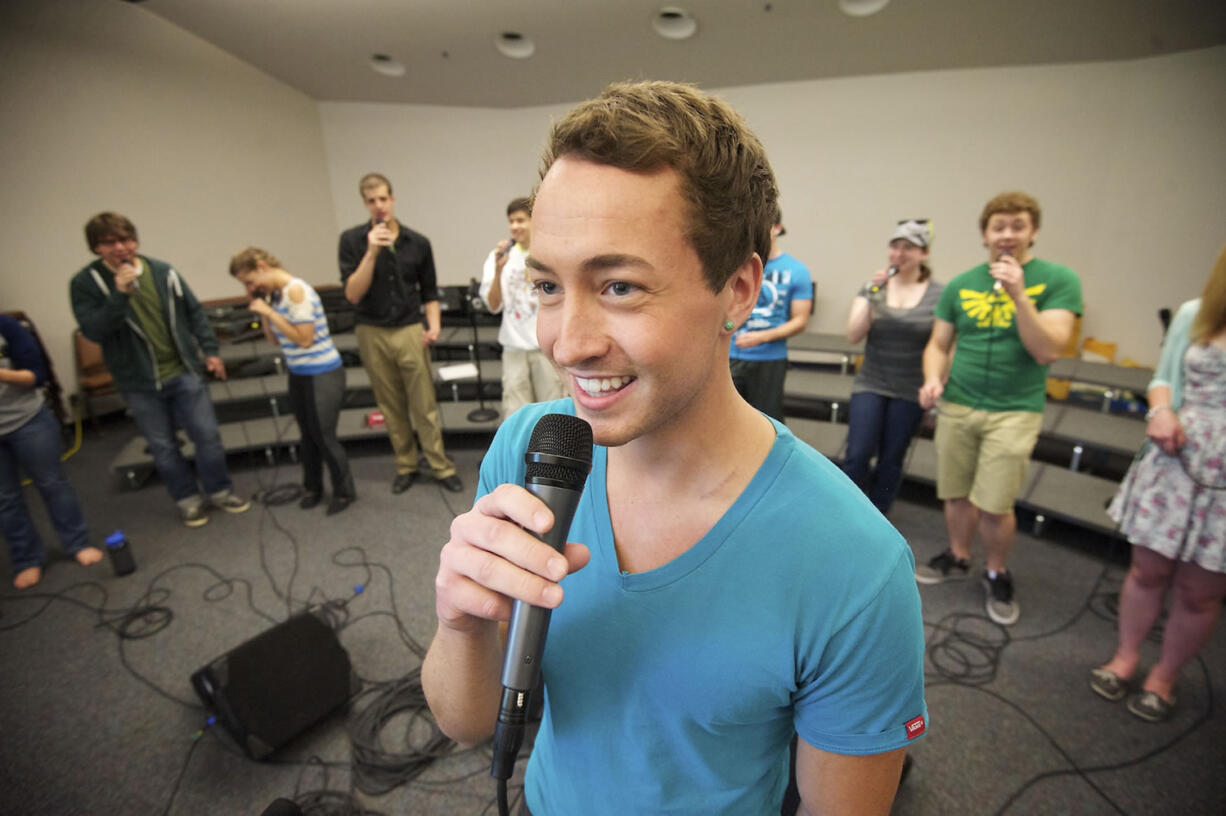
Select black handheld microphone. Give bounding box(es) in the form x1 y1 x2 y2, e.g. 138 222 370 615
869 265 899 294
490 413 594 785
375 217 396 256
496 236 516 260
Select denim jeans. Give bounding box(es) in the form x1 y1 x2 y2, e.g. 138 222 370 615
122 373 231 503
841 391 925 515
0 406 91 571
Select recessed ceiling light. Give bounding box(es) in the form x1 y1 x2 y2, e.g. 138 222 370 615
653 7 697 40
495 31 535 59
369 53 405 77
839 0 891 16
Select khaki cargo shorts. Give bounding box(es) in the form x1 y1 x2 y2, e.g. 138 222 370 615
934 402 1043 515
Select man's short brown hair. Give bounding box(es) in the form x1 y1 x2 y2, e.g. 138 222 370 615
507 197 531 218
979 191 1042 233
359 172 393 197
536 80 777 292
84 212 138 253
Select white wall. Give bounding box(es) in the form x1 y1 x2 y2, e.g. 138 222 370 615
5 0 1221 389
321 46 1226 367
722 47 1226 365
0 0 338 389
318 101 558 287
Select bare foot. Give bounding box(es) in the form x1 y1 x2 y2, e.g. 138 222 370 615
74 547 104 566
14 566 42 589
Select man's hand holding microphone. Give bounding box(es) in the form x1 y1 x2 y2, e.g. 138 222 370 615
367 218 395 256
493 238 515 272
988 249 1023 299
114 258 141 294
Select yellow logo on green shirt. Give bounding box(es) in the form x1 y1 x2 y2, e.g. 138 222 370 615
958 283 1047 328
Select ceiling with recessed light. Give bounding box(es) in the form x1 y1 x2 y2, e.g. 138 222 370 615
135 0 1226 108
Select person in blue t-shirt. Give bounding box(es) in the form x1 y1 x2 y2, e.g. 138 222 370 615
421 81 926 816
729 208 813 421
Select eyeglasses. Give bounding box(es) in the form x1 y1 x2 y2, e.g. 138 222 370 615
897 219 931 226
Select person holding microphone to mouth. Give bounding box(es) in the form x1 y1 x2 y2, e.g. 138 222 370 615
914 192 1082 626
842 219 943 516
230 247 355 515
338 173 462 495
478 197 565 420
70 212 251 528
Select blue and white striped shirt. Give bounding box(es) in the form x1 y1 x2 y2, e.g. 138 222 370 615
271 277 342 375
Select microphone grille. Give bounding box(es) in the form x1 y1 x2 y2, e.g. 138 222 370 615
525 414 593 487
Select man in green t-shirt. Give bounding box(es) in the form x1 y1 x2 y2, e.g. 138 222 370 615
915 192 1083 626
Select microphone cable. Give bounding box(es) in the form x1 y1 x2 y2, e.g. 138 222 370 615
932 261 1007 421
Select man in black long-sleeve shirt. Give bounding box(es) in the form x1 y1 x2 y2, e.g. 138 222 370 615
338 173 462 494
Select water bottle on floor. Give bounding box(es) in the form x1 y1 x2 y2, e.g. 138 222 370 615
105 530 136 576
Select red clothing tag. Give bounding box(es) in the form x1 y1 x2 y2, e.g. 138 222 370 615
905 715 926 739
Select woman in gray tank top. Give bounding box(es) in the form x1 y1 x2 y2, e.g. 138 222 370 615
841 220 944 514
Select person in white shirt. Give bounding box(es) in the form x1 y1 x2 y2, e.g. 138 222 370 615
478 197 565 420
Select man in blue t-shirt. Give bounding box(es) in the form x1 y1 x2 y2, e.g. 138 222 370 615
729 208 813 421
422 81 926 816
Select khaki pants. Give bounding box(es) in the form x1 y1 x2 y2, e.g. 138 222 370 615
501 348 566 420
355 323 455 478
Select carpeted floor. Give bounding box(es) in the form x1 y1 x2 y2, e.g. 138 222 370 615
1 416 1223 816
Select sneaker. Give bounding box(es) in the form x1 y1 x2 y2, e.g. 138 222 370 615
212 492 251 514
914 550 970 585
983 570 1020 626
181 504 209 528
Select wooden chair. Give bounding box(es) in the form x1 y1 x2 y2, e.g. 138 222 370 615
73 329 121 426
1080 336 1118 364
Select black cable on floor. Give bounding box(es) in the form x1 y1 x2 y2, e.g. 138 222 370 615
0 403 508 813
347 672 456 795
920 532 1215 815
159 727 206 816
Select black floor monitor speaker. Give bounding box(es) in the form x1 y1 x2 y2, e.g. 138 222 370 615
191 609 356 760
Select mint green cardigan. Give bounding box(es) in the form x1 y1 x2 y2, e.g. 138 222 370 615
1151 299 1200 410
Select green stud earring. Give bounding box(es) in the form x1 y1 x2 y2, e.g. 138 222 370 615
723 320 735 331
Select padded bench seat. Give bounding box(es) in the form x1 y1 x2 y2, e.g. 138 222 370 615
110 402 501 488
783 368 856 420
1017 463 1123 537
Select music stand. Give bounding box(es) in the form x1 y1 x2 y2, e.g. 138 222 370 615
464 278 500 422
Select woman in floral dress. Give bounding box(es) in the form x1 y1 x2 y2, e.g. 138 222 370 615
1090 245 1226 722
